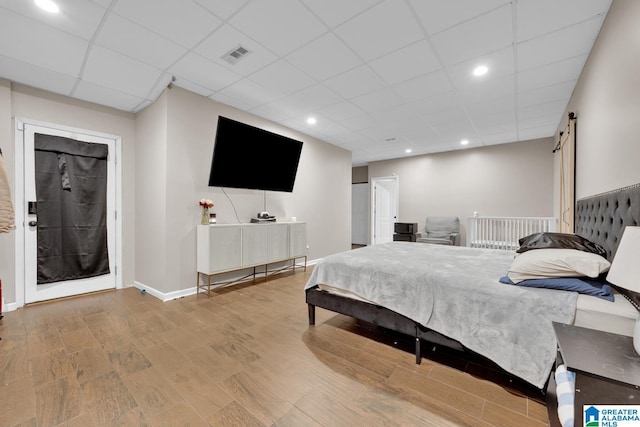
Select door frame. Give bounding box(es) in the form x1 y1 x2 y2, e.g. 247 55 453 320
13 118 123 308
370 175 398 245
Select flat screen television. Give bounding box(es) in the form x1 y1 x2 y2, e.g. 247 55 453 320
208 116 303 192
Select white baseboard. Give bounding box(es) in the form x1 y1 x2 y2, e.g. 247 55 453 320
132 281 197 302
2 301 20 312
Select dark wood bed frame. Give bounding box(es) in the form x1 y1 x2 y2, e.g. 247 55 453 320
305 183 640 395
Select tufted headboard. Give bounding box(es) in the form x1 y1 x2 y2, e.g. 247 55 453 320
574 183 640 262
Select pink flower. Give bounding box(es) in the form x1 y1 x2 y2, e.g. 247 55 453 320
198 198 214 209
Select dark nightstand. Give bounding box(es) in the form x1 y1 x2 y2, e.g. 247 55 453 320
393 222 418 242
549 322 640 426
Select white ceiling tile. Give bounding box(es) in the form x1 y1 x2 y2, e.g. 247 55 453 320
193 0 250 20
481 130 519 145
209 93 256 111
313 121 352 138
518 102 566 123
458 75 515 104
173 79 214 98
113 0 223 48
446 47 514 91
412 142 455 154
82 45 162 99
215 79 281 108
430 5 513 66
466 95 515 118
410 91 462 116
517 0 612 42
169 53 242 93
409 0 511 36
284 84 342 112
248 60 315 95
517 18 604 71
229 0 327 56
334 0 424 61
250 101 303 121
250 106 291 123
0 9 87 76
402 124 442 140
338 114 378 131
96 14 187 69
89 0 112 8
286 33 362 81
392 71 453 103
351 88 403 113
518 125 557 141
517 81 575 109
195 24 278 76
0 55 77 96
429 116 479 142
370 104 421 125
74 80 146 111
302 0 380 28
476 120 518 136
324 65 386 99
473 112 518 134
517 55 588 92
369 40 441 85
317 101 365 121
1 0 107 40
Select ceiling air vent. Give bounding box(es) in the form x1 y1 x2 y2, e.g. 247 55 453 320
221 45 251 65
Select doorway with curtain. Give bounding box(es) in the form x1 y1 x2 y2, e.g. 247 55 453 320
16 119 120 305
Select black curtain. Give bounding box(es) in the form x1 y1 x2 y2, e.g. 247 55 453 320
34 133 110 284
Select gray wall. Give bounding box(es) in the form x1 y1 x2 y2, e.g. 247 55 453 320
368 138 555 245
554 0 640 204
135 86 352 295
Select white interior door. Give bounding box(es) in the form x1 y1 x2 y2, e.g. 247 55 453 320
371 176 398 245
23 123 118 303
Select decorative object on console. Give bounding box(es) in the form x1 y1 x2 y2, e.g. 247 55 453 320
251 211 276 223
198 198 214 225
606 226 640 354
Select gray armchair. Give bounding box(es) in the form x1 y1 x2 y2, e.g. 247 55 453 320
416 216 460 245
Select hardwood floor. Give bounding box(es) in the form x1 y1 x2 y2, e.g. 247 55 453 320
0 268 549 426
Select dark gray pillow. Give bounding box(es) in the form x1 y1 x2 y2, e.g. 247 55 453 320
516 232 606 257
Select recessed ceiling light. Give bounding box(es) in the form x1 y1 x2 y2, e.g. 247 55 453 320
306 117 316 125
473 65 488 76
460 139 469 145
35 0 59 13
405 148 412 153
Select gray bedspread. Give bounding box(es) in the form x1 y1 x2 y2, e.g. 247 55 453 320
305 242 578 389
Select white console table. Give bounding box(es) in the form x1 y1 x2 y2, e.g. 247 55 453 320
196 222 307 296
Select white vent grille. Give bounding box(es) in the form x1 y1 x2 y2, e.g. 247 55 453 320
221 45 251 65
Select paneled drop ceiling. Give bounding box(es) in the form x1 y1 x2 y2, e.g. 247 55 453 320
0 0 612 165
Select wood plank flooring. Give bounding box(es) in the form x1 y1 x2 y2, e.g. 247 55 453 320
0 268 549 426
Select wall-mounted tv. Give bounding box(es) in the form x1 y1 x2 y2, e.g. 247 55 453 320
208 116 303 192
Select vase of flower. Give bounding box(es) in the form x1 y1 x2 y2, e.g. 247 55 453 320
200 207 209 225
198 198 214 225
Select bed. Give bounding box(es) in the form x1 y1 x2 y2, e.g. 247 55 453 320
305 183 640 391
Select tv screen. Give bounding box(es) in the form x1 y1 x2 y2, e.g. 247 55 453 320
208 116 303 192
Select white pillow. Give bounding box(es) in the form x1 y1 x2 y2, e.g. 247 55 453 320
507 248 611 283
